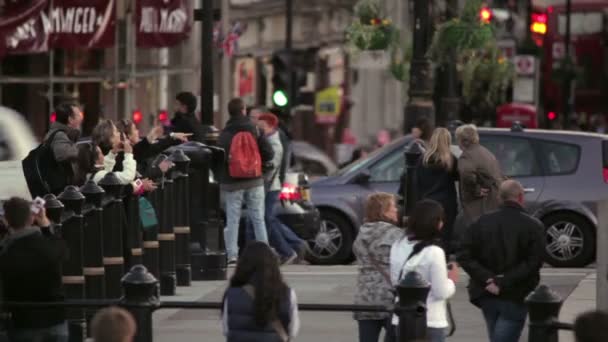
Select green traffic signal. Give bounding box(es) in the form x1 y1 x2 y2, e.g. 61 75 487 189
273 90 289 107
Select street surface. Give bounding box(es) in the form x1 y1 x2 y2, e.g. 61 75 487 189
152 265 591 342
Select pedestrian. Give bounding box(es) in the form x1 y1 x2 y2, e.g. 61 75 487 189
248 113 307 264
219 98 274 265
457 180 544 342
91 306 136 342
574 310 608 342
43 102 84 193
0 197 68 342
454 124 503 223
171 91 205 142
222 241 300 342
415 128 459 253
353 193 403 342
249 106 291 185
91 120 137 184
390 199 458 342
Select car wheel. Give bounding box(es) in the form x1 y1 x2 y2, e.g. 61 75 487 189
542 213 595 268
305 210 354 265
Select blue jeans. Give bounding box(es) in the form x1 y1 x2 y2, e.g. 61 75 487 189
357 318 395 342
246 191 304 258
479 297 527 342
223 186 268 259
7 321 68 342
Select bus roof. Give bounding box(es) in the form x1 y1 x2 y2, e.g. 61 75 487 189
533 0 608 10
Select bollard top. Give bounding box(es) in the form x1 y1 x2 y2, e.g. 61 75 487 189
398 270 430 289
80 180 105 207
525 284 563 305
58 185 86 201
43 194 64 209
98 173 124 198
121 265 158 285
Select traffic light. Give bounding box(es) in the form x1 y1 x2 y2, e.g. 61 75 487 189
158 110 169 123
480 7 493 24
547 111 557 121
530 12 548 35
50 112 56 123
132 109 143 124
271 50 290 107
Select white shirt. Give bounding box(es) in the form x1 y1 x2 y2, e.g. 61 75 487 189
92 152 137 184
390 238 455 328
222 288 300 338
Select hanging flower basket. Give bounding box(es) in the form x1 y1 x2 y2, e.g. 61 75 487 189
346 0 396 52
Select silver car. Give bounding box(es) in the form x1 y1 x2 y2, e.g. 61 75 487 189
308 125 608 267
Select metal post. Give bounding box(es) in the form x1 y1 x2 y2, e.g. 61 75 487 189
526 285 564 342
57 186 86 342
404 142 423 215
124 194 144 268
561 0 573 129
285 0 293 114
403 0 435 133
114 17 120 119
120 265 160 342
158 176 177 295
80 180 106 335
98 173 126 299
170 150 192 286
200 0 219 144
597 200 608 310
143 189 161 280
396 271 430 341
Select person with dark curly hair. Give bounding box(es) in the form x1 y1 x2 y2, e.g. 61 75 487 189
222 242 300 341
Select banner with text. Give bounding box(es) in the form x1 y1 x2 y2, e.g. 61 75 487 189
0 0 50 57
135 0 192 48
50 0 116 49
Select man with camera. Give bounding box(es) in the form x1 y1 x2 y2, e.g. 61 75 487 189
0 197 68 342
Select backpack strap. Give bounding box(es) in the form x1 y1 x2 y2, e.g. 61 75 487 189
44 129 67 148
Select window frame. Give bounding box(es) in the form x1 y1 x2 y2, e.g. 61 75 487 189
534 138 581 177
367 147 406 183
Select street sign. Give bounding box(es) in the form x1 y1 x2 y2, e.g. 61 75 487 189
315 86 342 124
552 42 565 60
514 55 536 75
497 38 517 60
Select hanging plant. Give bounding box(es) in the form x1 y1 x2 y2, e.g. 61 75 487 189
460 45 514 108
389 43 412 82
346 0 397 52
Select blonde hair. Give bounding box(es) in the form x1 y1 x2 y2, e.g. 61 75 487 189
455 124 479 148
365 192 396 223
92 306 136 342
423 128 453 171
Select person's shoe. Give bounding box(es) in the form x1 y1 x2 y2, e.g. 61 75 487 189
296 243 311 263
227 258 238 267
281 253 298 266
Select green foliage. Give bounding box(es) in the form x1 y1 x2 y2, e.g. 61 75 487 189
346 0 397 51
353 0 381 24
460 45 514 108
389 43 412 82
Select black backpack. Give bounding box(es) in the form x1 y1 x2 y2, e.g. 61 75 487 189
22 129 72 198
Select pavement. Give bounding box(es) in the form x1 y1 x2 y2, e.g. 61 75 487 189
150 265 594 342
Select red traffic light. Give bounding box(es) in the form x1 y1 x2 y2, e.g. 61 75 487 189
531 13 548 35
50 112 56 123
158 110 169 123
480 7 492 24
132 110 143 124
547 111 557 121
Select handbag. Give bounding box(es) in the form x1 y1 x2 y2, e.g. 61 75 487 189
242 285 290 342
138 197 158 230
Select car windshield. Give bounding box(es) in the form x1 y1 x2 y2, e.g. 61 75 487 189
333 136 412 176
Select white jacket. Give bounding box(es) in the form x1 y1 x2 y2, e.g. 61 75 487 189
92 152 137 184
390 238 455 328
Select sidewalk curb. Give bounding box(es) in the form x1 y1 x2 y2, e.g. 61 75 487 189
558 272 596 342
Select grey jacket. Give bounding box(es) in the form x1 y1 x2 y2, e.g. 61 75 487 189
353 221 403 320
458 143 504 222
264 131 283 192
44 122 80 163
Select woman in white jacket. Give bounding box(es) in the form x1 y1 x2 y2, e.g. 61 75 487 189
390 199 459 342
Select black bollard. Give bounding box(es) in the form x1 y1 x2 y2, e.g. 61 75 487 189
143 189 161 280
403 142 423 216
98 173 126 299
170 149 192 286
120 265 160 342
158 176 177 295
57 186 86 342
526 284 564 342
396 271 430 342
125 194 144 268
44 194 65 227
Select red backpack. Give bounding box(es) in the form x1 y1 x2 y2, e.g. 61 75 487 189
228 131 262 178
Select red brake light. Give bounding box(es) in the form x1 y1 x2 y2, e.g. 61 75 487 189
279 183 302 201
603 168 608 184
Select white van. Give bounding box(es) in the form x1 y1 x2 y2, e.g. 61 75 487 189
0 107 38 202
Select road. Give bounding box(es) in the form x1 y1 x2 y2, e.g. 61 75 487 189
151 265 591 342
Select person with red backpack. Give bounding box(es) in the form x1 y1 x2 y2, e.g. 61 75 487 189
219 98 274 265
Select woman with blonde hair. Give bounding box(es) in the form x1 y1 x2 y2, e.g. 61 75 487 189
353 192 403 342
414 127 458 252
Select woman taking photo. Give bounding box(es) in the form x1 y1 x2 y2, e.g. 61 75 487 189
222 242 300 342
415 127 458 252
390 200 459 342
353 192 403 342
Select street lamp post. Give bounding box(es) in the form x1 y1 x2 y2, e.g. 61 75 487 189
198 0 219 144
440 0 461 126
404 0 435 134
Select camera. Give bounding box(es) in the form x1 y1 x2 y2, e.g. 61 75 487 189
30 197 46 214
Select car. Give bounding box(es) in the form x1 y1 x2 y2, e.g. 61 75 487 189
290 141 338 179
0 106 38 203
309 124 608 267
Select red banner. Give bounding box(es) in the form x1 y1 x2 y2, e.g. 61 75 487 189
0 0 50 57
50 0 116 49
135 0 192 48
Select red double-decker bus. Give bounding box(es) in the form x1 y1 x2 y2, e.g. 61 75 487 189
530 0 608 127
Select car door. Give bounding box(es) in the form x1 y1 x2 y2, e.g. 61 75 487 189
478 134 545 210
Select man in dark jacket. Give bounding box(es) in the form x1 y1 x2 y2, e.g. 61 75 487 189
219 99 274 265
171 92 205 142
0 197 68 342
458 179 544 342
43 103 83 192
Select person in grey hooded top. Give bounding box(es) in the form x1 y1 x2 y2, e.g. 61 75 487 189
353 193 402 342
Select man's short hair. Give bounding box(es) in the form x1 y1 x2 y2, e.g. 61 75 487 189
91 306 136 342
455 124 480 148
2 197 32 230
228 98 245 117
175 92 197 113
54 103 78 125
575 310 608 342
